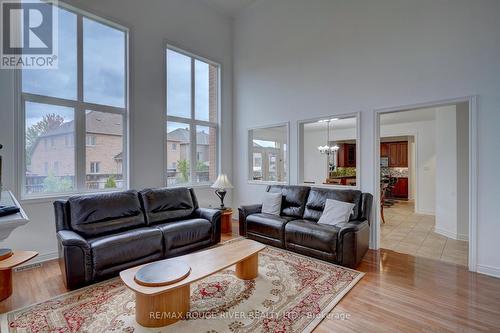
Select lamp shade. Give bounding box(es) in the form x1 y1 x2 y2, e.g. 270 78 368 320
211 174 233 189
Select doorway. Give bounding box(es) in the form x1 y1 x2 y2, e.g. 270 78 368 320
374 97 477 270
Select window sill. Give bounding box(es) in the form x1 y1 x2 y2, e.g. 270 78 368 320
167 183 218 190
20 184 223 205
20 189 126 205
298 182 360 190
247 180 289 186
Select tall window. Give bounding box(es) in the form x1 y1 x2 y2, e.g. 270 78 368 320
166 47 219 186
21 4 128 197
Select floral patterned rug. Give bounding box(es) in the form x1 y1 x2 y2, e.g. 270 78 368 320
1 242 363 333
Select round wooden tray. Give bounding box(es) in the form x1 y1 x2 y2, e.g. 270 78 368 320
134 259 191 287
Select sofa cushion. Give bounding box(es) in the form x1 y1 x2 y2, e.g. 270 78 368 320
267 185 310 218
246 213 295 239
303 188 362 222
285 219 339 254
139 187 195 225
89 227 163 278
156 218 212 250
68 190 145 238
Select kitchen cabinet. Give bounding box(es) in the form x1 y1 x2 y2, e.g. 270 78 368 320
381 143 389 157
381 141 408 167
338 144 356 167
392 178 408 198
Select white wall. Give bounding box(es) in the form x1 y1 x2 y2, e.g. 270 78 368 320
302 129 328 184
435 106 459 238
380 120 436 214
456 103 469 239
435 104 470 240
233 0 500 276
0 0 233 262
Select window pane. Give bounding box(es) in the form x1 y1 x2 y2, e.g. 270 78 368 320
167 49 191 118
166 121 190 185
25 102 75 194
195 60 218 122
249 125 288 182
22 7 77 100
83 18 125 107
85 111 124 190
195 125 217 183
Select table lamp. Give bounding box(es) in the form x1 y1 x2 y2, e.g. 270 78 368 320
211 174 233 209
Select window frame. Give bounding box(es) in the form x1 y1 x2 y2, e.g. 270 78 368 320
247 122 290 185
16 1 130 200
164 44 221 188
297 112 361 189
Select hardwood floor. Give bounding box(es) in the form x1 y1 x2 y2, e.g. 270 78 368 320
1 226 499 332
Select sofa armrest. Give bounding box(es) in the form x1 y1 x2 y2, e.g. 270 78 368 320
238 204 262 236
57 230 92 289
336 219 370 268
54 200 70 231
194 208 222 244
337 219 369 239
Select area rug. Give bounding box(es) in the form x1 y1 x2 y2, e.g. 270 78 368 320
1 242 363 333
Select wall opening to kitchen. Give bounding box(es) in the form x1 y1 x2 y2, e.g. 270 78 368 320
378 102 469 267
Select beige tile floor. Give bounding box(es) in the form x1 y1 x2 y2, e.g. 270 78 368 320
381 201 468 266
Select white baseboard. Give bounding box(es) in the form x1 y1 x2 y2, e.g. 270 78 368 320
18 251 58 268
434 227 469 241
477 264 500 279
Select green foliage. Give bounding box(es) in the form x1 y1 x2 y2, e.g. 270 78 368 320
105 176 117 188
176 159 209 182
196 160 209 172
177 159 189 182
42 171 73 192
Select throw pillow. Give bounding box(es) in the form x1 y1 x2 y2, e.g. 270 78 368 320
317 199 355 225
261 192 282 216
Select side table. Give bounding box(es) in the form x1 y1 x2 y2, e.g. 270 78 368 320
0 251 38 301
220 208 233 234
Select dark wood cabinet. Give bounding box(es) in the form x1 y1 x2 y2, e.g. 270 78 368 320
380 143 389 157
381 141 408 167
392 178 409 198
337 143 356 167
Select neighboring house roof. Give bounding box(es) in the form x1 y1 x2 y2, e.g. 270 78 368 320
167 128 210 145
39 111 123 138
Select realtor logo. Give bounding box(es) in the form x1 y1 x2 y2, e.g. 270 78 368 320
1 0 58 69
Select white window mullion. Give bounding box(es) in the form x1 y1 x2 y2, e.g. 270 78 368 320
190 58 196 183
75 14 86 192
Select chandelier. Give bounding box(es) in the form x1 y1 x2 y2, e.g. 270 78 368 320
317 119 339 155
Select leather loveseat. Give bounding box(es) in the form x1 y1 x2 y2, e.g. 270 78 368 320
239 185 373 268
54 187 221 289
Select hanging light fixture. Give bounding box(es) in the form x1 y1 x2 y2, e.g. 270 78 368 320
317 120 339 155
317 119 340 173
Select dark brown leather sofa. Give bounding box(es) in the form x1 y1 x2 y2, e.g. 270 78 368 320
239 185 373 268
54 187 221 289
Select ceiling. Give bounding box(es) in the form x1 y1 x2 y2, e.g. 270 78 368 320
380 107 436 125
199 0 258 17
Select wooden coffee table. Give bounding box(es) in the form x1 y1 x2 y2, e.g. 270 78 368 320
120 239 266 327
